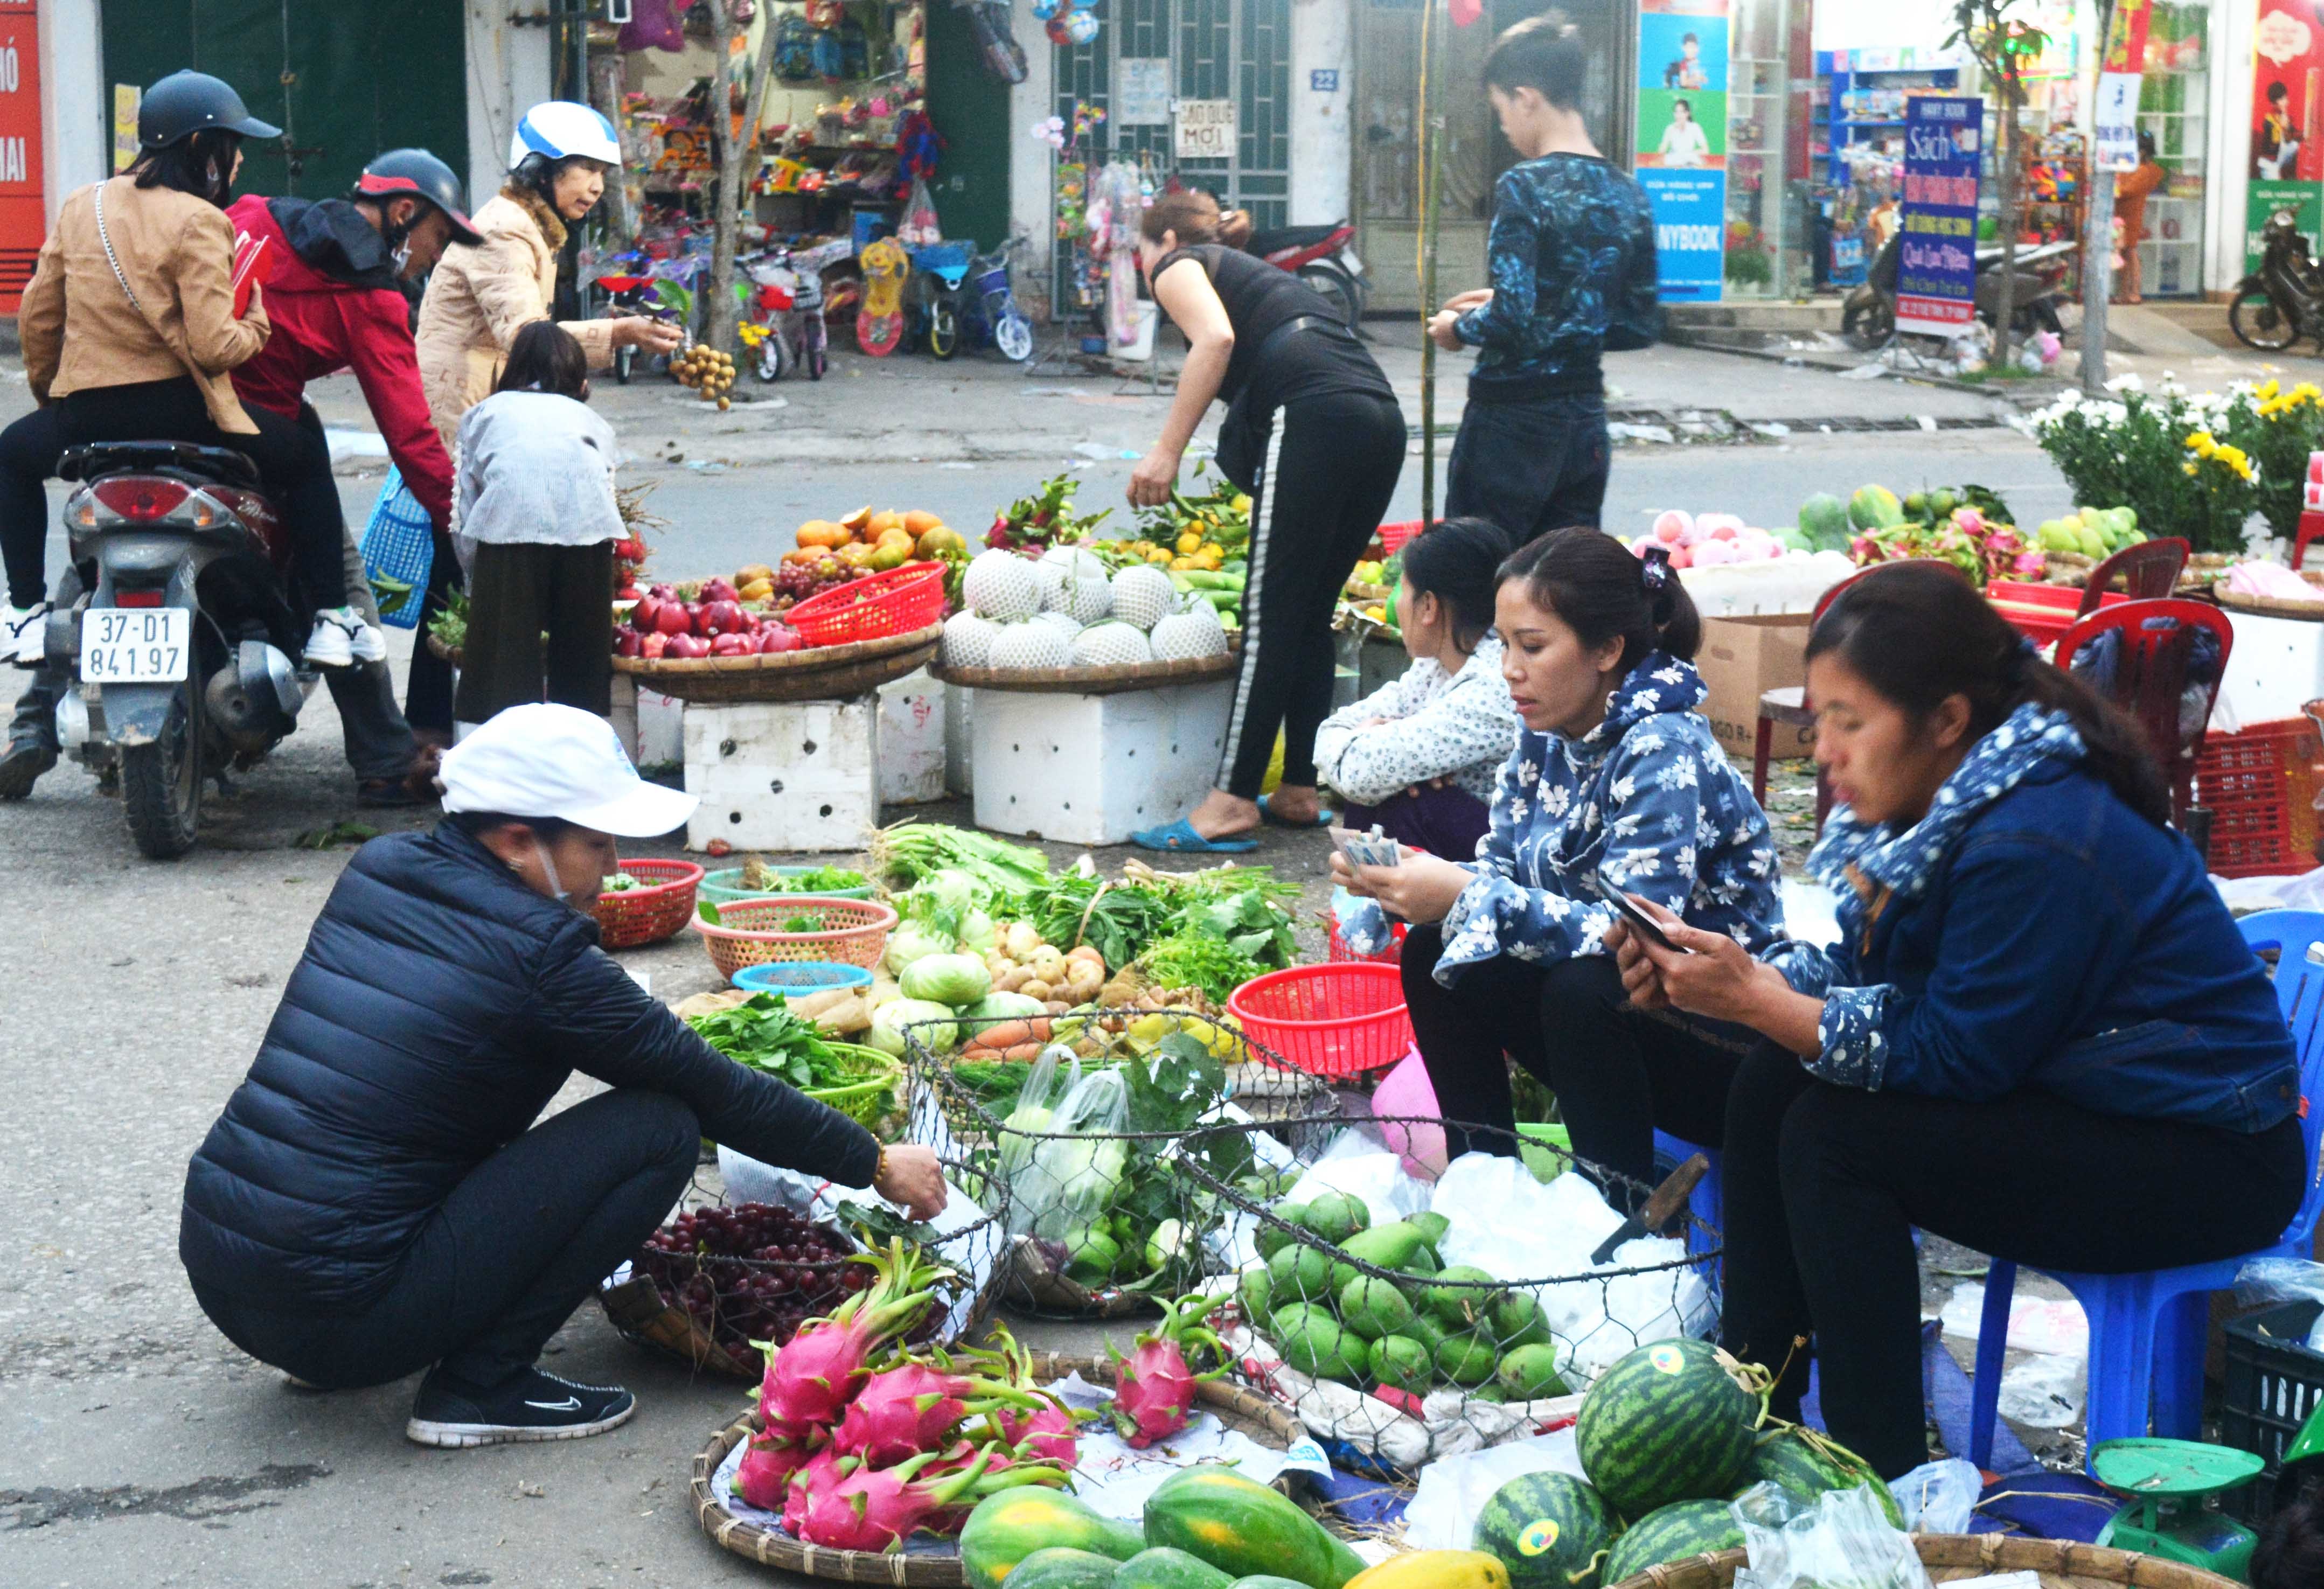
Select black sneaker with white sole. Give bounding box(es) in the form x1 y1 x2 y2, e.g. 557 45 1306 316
405 1365 636 1448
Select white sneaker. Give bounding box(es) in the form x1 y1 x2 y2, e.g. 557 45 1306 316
305 607 385 668
2 601 48 666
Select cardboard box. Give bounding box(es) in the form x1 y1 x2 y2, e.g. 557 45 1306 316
1696 613 1814 764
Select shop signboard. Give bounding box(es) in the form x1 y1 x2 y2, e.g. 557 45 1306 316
2249 0 2324 269
1633 0 1729 301
0 4 40 315
1173 99 1236 161
2094 0 2152 170
1895 94 1983 337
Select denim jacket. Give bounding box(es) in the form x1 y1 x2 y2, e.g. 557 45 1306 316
1765 704 2299 1132
1345 653 1784 981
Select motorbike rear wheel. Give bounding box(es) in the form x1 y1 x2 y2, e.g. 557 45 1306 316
1297 264 1362 331
121 682 203 860
2230 285 2301 351
753 329 786 383
1842 292 1895 351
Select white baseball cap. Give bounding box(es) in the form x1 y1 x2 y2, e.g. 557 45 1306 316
440 705 697 837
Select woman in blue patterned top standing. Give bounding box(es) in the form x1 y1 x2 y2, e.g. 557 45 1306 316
1611 563 2304 1478
1334 528 1783 1199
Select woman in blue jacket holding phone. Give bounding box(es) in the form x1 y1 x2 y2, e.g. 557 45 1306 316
1613 561 2305 1480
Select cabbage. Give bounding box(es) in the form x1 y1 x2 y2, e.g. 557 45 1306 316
960 991 1046 1024
898 952 993 1008
959 908 996 955
869 998 958 1056
882 921 954 977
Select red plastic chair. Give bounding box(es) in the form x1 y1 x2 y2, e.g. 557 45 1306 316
2051 597 2234 825
2076 536 2190 617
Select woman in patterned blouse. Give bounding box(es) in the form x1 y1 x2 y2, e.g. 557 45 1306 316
1610 562 2302 1478
1332 527 1783 1196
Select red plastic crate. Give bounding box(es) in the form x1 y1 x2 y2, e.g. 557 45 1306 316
1983 581 2130 654
2195 718 2324 878
783 561 947 647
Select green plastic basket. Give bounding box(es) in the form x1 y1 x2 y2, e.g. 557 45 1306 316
697 866 875 907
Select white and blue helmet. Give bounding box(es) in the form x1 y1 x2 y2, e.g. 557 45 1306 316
509 101 620 169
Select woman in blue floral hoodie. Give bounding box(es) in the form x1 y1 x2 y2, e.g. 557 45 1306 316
1335 528 1784 1193
1613 562 2304 1479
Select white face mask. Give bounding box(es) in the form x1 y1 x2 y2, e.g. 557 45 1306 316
391 239 413 276
531 835 569 903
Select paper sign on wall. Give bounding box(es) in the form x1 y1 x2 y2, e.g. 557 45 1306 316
1174 99 1236 161
1118 59 1170 125
112 84 139 174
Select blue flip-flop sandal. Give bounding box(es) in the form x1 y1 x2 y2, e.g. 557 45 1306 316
1129 819 1260 854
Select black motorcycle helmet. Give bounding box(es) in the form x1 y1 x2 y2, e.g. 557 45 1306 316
137 70 280 149
354 149 484 246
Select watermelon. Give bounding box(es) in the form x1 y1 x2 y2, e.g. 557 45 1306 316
1143 1465 1368 1589
1013 1549 1135 1589
1745 1425 1904 1530
1472 1472 1619 1589
962 1490 1146 1589
1115 1547 1236 1589
1575 1339 1758 1521
1599 1499 1743 1583
1796 493 1850 552
1847 484 1903 532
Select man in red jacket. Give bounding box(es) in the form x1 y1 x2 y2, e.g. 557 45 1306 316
0 149 480 805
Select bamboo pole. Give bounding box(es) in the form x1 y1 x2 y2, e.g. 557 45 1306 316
1417 0 1446 530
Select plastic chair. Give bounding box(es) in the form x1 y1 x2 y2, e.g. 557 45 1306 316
2052 598 2234 827
1966 910 2324 1470
1653 1128 1724 1264
2076 536 2191 618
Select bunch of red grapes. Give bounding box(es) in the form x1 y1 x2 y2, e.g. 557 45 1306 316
636 1202 871 1358
766 557 862 613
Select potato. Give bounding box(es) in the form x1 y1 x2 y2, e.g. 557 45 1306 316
1066 945 1105 968
1020 979 1053 1002
1004 922 1042 959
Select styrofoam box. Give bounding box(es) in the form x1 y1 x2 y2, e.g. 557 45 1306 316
608 675 685 769
2215 609 2324 731
970 681 1234 845
1679 550 1856 617
944 682 975 796
682 695 878 852
876 667 945 805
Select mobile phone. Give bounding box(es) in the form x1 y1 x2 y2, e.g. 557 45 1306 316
1587 869 1689 954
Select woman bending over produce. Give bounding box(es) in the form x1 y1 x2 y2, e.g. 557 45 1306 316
1314 516 1521 860
1612 562 2304 1479
1334 528 1784 1193
179 706 944 1449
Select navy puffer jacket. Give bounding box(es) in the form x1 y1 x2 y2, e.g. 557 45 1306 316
180 823 880 1311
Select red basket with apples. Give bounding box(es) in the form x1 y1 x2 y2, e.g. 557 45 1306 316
781 562 947 647
618 580 806 662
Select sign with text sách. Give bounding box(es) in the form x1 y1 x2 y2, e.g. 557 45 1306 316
1896 95 1984 337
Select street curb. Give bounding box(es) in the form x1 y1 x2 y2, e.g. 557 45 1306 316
1661 326 2062 407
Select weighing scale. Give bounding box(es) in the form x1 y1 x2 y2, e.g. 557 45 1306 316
2090 1438 2265 1582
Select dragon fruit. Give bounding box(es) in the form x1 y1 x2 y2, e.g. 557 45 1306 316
759 1240 956 1434
735 1427 824 1511
992 1401 1085 1467
795 1442 1069 1552
782 1443 858 1537
830 1361 1049 1468
1105 1292 1230 1448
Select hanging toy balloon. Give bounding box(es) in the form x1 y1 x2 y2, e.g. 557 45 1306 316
1066 9 1100 43
1032 0 1061 18
1046 13 1074 44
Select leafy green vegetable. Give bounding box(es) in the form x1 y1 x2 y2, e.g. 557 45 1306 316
1178 889 1298 968
870 821 1050 897
686 991 836 1090
1138 932 1264 1001
759 865 865 894
782 912 828 933
1022 874 1174 970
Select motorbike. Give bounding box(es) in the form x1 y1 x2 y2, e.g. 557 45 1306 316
2229 208 2324 352
593 266 686 384
44 441 318 859
1842 232 2072 351
1243 221 1368 330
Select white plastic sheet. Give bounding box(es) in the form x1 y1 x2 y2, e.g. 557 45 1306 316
1284 1128 1435 1223
1403 1427 1588 1550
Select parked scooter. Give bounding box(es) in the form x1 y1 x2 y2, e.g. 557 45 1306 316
1243 221 1368 329
2229 208 2324 352
1842 232 2073 351
44 441 319 859
593 264 685 384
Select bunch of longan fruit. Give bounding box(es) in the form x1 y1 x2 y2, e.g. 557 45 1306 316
675 343 736 410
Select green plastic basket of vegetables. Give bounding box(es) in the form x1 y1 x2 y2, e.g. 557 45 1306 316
699 862 874 907
686 991 907 1137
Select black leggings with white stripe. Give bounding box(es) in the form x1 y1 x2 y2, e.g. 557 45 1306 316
1221 390 1407 798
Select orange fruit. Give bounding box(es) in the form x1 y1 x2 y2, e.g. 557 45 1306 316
903 509 944 535
797 520 846 549
838 505 873 533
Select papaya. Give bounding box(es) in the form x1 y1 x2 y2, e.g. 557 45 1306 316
1115 1549 1236 1589
1012 1549 1133 1589
1143 1466 1368 1589
962 1490 1145 1589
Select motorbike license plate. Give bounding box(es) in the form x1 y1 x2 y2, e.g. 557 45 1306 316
81 608 190 684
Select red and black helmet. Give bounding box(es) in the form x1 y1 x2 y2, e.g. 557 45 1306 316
353 149 482 246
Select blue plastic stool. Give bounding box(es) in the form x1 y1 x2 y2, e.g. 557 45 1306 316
1966 910 2324 1470
1653 1128 1725 1258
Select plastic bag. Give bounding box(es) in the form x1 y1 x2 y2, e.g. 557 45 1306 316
897 177 942 246
1890 1459 1982 1535
1284 1126 1433 1222
1732 1480 1932 1589
1372 1049 1447 1179
1403 1427 1588 1550
1004 1062 1129 1244
2237 1257 2324 1350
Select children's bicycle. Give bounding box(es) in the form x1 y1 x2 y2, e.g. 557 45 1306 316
962 235 1034 363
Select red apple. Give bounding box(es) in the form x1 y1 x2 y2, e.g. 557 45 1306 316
616 583 642 602
700 577 740 604
640 631 670 659
648 582 676 600
666 632 711 659
711 633 753 657
630 591 663 631
759 622 803 654
653 601 693 637
699 598 746 636
614 629 643 658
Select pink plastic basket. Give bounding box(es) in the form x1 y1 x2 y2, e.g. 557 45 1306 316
1227 963 1413 1079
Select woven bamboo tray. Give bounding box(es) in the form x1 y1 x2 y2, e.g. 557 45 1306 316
2214 571 2324 621
1605 1532 2239 1589
690 1350 1306 1584
930 649 1239 695
614 624 943 703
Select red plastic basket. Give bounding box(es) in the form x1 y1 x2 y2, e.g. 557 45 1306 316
1379 521 1424 556
1327 917 1406 965
592 858 705 950
782 562 946 647
1983 581 2127 654
1228 963 1413 1078
2195 717 2324 879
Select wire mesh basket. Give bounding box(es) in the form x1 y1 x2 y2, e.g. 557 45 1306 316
1173 1115 1723 1478
597 1154 1010 1381
903 1007 1343 1319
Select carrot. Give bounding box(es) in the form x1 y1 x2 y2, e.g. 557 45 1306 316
975 1020 1035 1051
1001 1042 1046 1062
